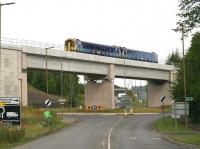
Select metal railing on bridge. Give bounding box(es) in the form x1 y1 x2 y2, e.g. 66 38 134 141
1 37 166 64
1 37 63 50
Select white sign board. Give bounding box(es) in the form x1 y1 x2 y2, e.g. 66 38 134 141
0 97 20 105
172 114 181 119
45 99 52 107
58 99 66 103
172 102 189 116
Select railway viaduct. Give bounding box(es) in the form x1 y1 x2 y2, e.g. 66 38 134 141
0 41 174 109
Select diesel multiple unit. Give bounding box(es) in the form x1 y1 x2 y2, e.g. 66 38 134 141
64 38 158 63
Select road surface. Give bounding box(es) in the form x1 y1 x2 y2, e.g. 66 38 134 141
14 114 192 149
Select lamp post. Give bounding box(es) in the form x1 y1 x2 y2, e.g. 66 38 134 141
0 2 15 93
172 25 188 127
45 47 54 94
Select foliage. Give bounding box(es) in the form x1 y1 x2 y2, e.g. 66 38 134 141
177 0 200 34
27 70 84 107
171 32 200 122
154 116 193 133
165 49 182 67
0 126 25 143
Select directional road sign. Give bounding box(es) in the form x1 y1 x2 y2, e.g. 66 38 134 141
0 97 21 125
186 97 193 102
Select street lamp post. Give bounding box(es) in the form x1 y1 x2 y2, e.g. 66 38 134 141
45 47 54 94
172 26 188 127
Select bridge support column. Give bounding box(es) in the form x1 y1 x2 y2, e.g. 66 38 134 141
84 64 115 109
147 81 171 107
0 47 28 106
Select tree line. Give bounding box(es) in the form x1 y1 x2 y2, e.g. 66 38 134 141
27 70 85 107
166 32 200 123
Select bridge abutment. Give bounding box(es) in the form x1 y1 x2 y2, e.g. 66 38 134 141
0 47 28 106
147 81 171 107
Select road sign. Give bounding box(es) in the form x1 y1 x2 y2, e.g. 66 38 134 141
172 102 189 116
186 97 193 102
0 97 21 125
160 96 166 102
172 114 180 119
45 99 52 107
58 99 66 104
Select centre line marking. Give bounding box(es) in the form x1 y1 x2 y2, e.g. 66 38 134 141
107 117 122 149
108 127 114 149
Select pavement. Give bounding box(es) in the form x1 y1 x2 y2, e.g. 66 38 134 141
14 114 194 149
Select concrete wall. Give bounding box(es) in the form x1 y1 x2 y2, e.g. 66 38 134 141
85 80 115 109
147 81 171 107
84 64 115 109
0 47 27 106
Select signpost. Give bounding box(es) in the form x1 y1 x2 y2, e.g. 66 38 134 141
58 99 66 116
186 97 193 102
0 97 21 125
160 96 166 122
172 102 189 130
45 99 52 107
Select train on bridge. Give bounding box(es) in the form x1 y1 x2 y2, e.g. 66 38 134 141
64 38 158 63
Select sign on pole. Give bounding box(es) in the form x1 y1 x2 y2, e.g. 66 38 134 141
45 99 52 107
0 97 21 125
172 102 189 116
160 96 166 102
58 99 66 105
186 97 193 102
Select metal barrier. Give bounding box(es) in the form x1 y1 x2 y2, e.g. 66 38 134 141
1 37 63 50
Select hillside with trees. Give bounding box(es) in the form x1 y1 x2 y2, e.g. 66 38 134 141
27 70 84 107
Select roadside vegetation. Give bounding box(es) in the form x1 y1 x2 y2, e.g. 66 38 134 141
154 116 200 146
167 0 200 123
166 32 200 123
0 107 66 149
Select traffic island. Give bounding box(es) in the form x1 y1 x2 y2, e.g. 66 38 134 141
153 116 200 148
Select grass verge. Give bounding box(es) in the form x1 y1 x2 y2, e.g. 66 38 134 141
0 107 67 149
52 105 171 113
154 116 200 146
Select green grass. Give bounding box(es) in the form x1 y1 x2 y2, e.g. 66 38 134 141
52 105 171 113
154 116 194 133
154 116 200 146
0 107 67 149
170 134 200 146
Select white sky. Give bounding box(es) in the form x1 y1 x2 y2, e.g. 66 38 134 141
1 0 193 87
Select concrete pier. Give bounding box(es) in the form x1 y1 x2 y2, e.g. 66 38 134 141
147 81 171 107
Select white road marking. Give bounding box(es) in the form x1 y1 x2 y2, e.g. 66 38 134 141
108 127 114 149
152 137 161 140
129 137 137 140
107 118 122 149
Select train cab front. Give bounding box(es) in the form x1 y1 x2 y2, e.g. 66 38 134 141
64 38 77 51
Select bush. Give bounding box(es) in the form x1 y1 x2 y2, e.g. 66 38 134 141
0 126 25 143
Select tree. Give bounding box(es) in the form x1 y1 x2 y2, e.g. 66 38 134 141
165 49 182 67
177 0 200 34
171 32 200 122
27 70 84 107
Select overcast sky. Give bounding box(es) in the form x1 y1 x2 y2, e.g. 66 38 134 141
1 0 193 87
